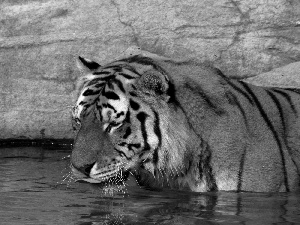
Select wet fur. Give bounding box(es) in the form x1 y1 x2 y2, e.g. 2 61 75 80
71 56 300 192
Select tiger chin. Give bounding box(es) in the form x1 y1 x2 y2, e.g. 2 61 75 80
70 54 300 192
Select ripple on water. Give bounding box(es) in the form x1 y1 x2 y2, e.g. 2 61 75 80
0 148 300 225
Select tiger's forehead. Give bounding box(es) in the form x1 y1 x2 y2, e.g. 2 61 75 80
72 60 149 123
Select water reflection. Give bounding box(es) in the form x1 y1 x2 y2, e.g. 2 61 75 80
0 149 299 225
72 186 300 225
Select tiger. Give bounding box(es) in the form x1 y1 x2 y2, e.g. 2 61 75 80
70 54 300 192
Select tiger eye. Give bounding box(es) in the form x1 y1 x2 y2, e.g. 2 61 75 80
107 110 112 119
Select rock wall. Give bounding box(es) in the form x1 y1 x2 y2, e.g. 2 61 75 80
0 0 299 139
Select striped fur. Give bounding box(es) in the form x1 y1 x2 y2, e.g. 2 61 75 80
71 55 300 192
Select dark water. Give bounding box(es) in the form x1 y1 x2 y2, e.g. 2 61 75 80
0 148 300 225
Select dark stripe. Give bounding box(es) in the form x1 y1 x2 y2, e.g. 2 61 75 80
214 67 227 78
129 91 137 97
271 89 297 115
241 83 289 191
82 88 101 96
237 147 247 192
112 79 125 93
81 98 98 110
152 110 162 164
107 103 117 113
102 103 117 113
110 122 122 127
106 81 115 90
73 118 81 127
199 141 218 191
95 103 102 110
129 99 140 111
136 112 150 151
95 83 104 88
119 55 151 64
95 105 103 121
123 127 131 139
226 80 254 105
226 91 249 130
118 142 127 146
86 78 105 86
128 143 141 152
99 112 103 122
183 160 193 175
93 71 111 75
121 65 141 77
114 148 130 160
266 90 286 133
284 88 300 94
267 90 300 174
105 124 112 133
102 90 120 100
166 80 177 104
105 122 121 133
90 75 115 81
116 111 124 118
125 110 131 123
103 65 122 71
118 72 136 79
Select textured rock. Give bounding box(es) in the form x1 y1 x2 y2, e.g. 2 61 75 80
0 0 299 138
244 61 300 88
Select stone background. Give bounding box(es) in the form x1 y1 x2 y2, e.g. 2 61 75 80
0 0 299 139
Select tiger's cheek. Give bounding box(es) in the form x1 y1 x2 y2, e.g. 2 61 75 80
108 123 144 163
112 123 142 147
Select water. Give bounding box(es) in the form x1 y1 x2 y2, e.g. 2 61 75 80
0 148 300 225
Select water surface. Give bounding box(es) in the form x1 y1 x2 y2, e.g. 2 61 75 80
0 148 299 225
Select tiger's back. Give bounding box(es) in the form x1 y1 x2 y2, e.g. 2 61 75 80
71 55 300 192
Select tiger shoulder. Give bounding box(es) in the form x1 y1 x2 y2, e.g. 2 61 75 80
70 54 300 192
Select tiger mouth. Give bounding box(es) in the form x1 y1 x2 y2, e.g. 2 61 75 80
71 163 127 184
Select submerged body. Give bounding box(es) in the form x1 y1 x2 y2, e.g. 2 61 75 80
71 55 300 192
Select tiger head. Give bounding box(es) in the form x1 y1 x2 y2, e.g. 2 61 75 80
71 55 199 188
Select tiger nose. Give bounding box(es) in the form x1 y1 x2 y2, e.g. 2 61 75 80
75 163 96 176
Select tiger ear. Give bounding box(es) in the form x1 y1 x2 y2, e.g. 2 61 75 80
137 69 170 100
77 56 101 71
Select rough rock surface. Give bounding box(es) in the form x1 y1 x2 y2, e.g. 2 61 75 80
244 61 300 88
0 0 299 138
